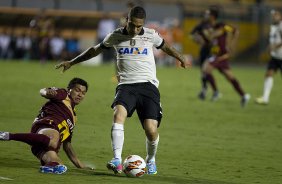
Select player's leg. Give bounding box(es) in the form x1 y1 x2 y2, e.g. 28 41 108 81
34 128 67 174
136 83 162 175
198 68 208 100
143 119 159 174
221 69 250 106
108 84 137 174
0 132 9 140
198 48 209 100
256 69 275 104
39 151 67 174
112 105 127 159
202 61 219 100
0 131 50 146
256 57 281 104
107 104 127 174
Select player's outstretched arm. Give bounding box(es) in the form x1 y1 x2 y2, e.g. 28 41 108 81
63 141 94 170
161 42 192 68
55 45 104 72
39 88 57 98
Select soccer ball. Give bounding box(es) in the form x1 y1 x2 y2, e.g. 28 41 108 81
123 155 146 177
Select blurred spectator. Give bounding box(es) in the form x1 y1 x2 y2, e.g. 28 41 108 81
49 32 65 61
0 29 11 59
97 15 116 63
15 32 25 59
147 20 175 66
159 24 174 66
30 30 40 60
30 9 54 63
65 37 80 60
22 31 32 60
15 32 32 60
171 19 184 66
7 30 17 60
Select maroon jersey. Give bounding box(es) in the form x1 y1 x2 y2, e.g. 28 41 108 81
31 88 77 142
210 22 236 57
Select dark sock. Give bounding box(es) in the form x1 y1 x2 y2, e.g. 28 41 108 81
230 79 244 97
206 73 217 92
201 73 208 90
9 133 50 147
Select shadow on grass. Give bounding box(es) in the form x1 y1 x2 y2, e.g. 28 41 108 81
69 169 126 178
0 161 237 184
70 169 237 184
142 175 237 184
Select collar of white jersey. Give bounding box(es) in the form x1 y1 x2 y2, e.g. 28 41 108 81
122 27 145 35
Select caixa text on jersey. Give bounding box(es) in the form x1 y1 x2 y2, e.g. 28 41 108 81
118 47 148 55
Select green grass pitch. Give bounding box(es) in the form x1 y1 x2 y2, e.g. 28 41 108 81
0 61 281 184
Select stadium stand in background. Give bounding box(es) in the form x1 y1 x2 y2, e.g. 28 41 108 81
0 0 281 64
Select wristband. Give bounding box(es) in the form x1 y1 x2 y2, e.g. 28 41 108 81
40 88 47 96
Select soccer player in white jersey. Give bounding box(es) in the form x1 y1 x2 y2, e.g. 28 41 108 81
256 10 282 105
56 6 191 175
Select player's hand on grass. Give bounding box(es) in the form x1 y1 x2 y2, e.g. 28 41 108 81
84 166 95 170
77 162 95 170
55 61 72 72
80 164 95 171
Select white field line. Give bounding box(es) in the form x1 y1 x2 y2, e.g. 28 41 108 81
0 176 14 180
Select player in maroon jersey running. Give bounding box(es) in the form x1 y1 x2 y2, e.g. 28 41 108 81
0 78 93 174
200 7 250 106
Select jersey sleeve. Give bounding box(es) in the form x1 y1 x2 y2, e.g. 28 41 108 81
224 24 235 34
48 87 68 100
152 30 164 49
101 32 116 48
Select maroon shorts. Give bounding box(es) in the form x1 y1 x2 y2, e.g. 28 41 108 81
210 59 230 72
30 119 61 165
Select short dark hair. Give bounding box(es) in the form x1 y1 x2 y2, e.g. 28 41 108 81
128 6 146 19
209 6 220 19
68 77 88 91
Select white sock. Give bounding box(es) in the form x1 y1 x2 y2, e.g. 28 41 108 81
263 77 273 102
111 123 124 160
146 135 159 163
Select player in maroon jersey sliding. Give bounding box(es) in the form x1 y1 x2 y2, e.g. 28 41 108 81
0 78 92 174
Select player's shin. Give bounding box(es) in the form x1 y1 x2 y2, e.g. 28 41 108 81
146 134 159 163
111 123 124 160
201 73 208 91
263 76 273 102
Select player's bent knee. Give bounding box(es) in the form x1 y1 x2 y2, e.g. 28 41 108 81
48 140 59 149
38 128 60 148
144 124 158 139
146 128 158 136
41 150 63 165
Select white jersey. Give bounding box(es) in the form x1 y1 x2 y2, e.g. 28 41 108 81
102 27 164 87
269 21 282 59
